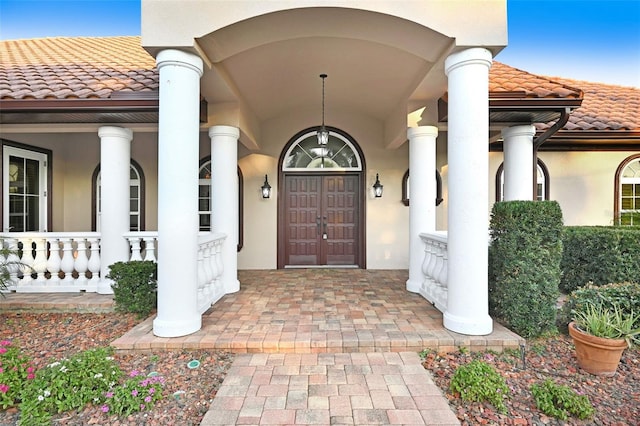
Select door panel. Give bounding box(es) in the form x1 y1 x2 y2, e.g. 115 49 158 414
284 174 359 266
3 147 47 232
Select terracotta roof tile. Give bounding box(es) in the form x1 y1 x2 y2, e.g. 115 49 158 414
1 36 637 133
537 77 639 131
0 36 157 100
490 62 583 99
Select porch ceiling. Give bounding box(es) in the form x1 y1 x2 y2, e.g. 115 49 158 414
195 8 454 125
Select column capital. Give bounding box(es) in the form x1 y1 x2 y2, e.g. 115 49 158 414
156 49 203 77
208 125 240 139
407 125 438 139
98 126 133 141
501 124 536 140
445 48 492 75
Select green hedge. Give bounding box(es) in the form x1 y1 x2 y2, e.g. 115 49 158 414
560 226 640 293
106 261 157 319
488 201 563 338
558 281 640 330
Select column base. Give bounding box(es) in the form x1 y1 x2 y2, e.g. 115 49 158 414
443 310 493 335
406 278 421 293
97 279 114 295
153 315 202 338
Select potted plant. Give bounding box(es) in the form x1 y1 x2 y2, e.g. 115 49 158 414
568 303 640 376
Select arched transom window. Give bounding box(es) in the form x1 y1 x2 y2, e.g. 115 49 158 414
616 155 640 226
93 162 144 231
282 130 362 171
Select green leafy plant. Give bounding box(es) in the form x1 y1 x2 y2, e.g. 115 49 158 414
0 340 36 409
18 347 123 424
106 261 157 318
572 303 640 348
530 379 594 420
0 243 30 297
101 370 165 416
449 360 510 414
559 282 640 330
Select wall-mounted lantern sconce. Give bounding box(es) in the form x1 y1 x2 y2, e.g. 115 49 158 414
261 175 272 199
373 173 383 198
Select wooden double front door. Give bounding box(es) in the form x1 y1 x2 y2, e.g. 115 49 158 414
281 174 362 267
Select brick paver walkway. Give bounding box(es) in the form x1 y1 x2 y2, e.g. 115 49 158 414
2 269 525 425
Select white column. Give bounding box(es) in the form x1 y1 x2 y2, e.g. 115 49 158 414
97 126 132 294
153 49 203 337
443 48 493 335
502 125 536 201
209 125 240 294
406 126 438 293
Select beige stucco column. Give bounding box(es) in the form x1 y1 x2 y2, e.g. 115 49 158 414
444 47 494 336
406 126 438 293
153 49 203 338
97 126 132 295
209 125 240 294
502 125 536 201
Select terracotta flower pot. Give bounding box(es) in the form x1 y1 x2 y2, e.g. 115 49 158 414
568 321 628 377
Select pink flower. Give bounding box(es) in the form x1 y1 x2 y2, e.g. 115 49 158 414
144 395 152 403
105 391 114 398
27 367 35 373
0 384 9 393
0 367 3 373
101 404 109 413
0 340 11 346
27 373 35 380
129 370 140 377
148 387 155 394
131 389 138 397
0 348 7 354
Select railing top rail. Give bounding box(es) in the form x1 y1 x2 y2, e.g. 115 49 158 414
419 231 448 244
0 232 101 239
198 232 227 244
123 231 159 238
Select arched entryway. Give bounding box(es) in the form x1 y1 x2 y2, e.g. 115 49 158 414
277 127 366 268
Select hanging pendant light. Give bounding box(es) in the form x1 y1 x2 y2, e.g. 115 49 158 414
317 73 329 146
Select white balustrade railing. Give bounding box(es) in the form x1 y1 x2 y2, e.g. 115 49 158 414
0 232 101 293
419 231 448 313
123 232 158 262
196 232 226 314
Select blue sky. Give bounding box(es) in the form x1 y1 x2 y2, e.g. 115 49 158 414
0 0 638 87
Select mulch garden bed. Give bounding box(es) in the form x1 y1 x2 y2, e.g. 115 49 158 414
1 311 638 425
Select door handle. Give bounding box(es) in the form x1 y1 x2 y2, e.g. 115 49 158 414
322 216 328 239
316 216 322 235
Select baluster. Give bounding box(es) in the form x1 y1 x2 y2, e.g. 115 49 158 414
438 244 448 289
32 238 48 285
421 242 433 291
215 238 224 281
75 239 89 289
426 241 438 285
46 238 62 286
19 238 35 285
87 238 101 289
432 243 444 288
129 237 142 261
6 238 21 289
143 237 157 262
197 243 207 311
59 238 75 286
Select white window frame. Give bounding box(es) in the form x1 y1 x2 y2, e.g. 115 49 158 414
95 163 142 232
3 145 48 232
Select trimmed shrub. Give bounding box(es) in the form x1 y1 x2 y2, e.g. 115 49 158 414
558 281 640 330
488 201 563 338
106 261 157 319
560 226 640 293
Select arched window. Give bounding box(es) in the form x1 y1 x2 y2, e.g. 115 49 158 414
615 154 640 226
401 170 444 206
495 159 549 201
92 160 145 231
282 129 362 171
198 158 244 251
